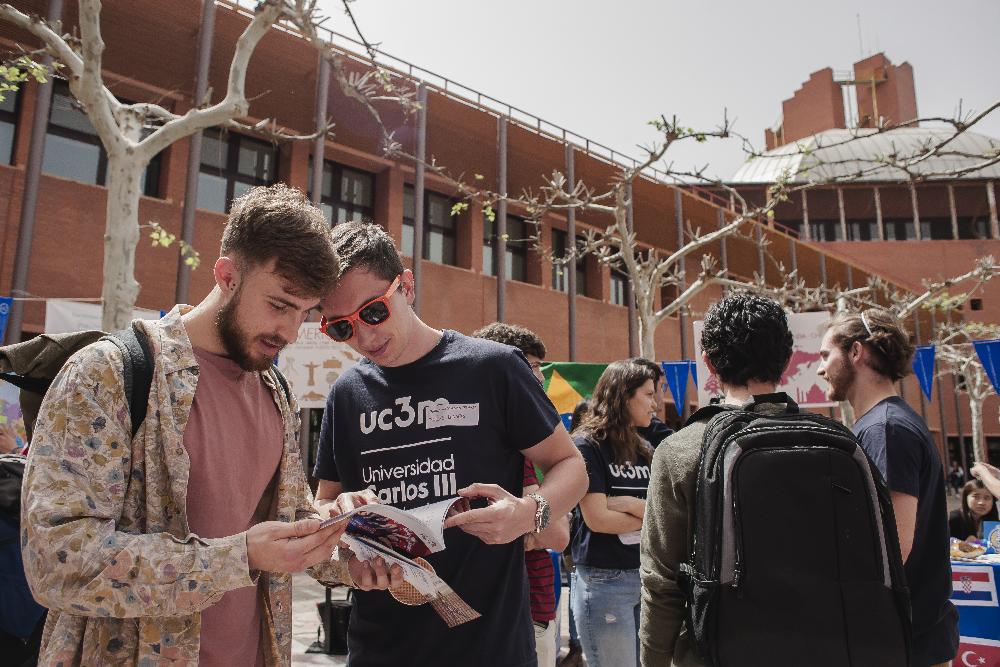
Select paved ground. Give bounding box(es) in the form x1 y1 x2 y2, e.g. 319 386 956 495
291 574 574 665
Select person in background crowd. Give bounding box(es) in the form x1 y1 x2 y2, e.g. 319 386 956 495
948 462 966 496
632 358 673 448
950 479 998 541
473 322 571 667
818 308 958 667
560 399 592 667
20 185 349 665
640 291 793 667
571 360 657 667
313 221 587 667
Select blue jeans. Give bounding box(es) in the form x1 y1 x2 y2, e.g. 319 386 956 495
570 565 640 667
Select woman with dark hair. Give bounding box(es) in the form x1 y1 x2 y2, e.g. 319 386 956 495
949 479 998 541
570 359 658 667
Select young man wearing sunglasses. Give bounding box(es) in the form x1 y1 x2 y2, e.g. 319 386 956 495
314 221 587 667
21 185 351 665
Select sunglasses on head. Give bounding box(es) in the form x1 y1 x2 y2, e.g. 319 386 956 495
320 276 401 342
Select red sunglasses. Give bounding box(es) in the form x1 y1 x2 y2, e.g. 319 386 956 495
320 276 401 342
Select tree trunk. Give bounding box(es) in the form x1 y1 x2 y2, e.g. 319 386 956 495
970 397 985 463
101 151 144 331
638 301 657 361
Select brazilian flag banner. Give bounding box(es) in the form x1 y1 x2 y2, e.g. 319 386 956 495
541 362 608 430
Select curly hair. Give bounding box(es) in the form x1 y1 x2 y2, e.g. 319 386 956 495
329 221 405 283
221 184 339 298
825 308 914 381
471 322 546 359
700 291 793 387
579 359 657 465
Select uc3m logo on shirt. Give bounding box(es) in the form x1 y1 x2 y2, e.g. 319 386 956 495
359 396 450 434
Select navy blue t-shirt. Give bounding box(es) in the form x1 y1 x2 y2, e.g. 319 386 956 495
571 435 650 570
853 396 959 665
314 330 560 667
637 416 672 449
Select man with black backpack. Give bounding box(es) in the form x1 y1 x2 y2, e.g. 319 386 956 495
20 185 352 666
639 292 911 667
819 309 958 667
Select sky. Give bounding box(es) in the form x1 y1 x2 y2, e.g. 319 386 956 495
320 0 1000 181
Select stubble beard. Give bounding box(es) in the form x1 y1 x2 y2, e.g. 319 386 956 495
826 358 857 403
216 288 275 372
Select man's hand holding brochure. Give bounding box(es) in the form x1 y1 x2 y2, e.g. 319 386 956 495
320 495 482 627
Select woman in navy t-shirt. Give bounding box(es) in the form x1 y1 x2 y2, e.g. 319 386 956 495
570 359 658 667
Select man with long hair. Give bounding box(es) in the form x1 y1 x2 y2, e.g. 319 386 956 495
639 291 793 666
818 308 958 667
21 185 349 665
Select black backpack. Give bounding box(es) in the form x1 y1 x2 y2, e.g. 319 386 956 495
0 325 153 443
677 393 912 667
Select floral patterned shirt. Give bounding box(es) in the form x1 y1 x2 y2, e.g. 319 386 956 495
21 306 337 665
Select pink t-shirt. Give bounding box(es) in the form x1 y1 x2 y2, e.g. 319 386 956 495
184 348 284 667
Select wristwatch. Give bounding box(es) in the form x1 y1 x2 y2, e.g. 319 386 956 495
526 493 550 533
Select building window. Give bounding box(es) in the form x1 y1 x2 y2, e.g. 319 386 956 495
0 87 19 165
957 217 992 240
551 228 587 295
884 220 911 240
42 81 161 196
402 186 457 265
308 159 375 224
925 218 954 240
610 270 629 306
847 220 879 241
483 215 527 282
197 128 277 212
808 220 843 241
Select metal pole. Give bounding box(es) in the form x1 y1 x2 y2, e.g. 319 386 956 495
912 313 927 421
412 84 427 315
819 254 827 287
675 189 690 422
565 143 577 360
987 180 999 240
8 0 63 342
873 186 884 240
789 237 797 274
174 0 216 306
625 183 638 357
717 208 728 276
496 116 508 322
909 182 922 241
801 190 811 241
930 310 951 470
837 187 847 240
310 54 330 208
947 184 959 240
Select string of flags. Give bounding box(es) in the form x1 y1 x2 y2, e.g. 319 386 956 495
911 340 1000 399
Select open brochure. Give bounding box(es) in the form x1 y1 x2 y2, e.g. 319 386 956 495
321 497 481 627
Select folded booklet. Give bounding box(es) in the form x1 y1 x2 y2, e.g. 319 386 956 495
322 497 481 627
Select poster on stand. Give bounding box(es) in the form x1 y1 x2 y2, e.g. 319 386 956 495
693 311 834 409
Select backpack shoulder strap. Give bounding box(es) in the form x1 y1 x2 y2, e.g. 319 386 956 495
270 367 292 405
685 403 733 427
104 324 153 440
